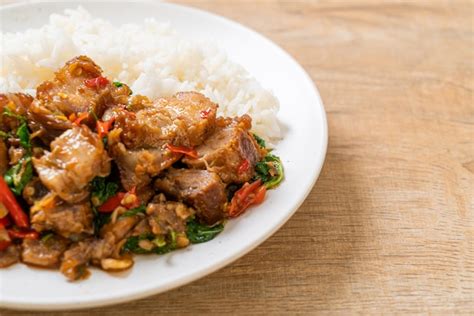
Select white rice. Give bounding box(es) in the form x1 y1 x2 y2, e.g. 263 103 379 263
0 7 280 140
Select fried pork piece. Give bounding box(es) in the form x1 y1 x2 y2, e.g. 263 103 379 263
33 126 111 203
22 177 49 205
117 92 217 149
155 169 226 225
0 245 20 268
30 194 94 239
60 239 94 280
108 133 177 195
146 193 194 236
183 115 263 184
60 233 120 280
21 236 69 268
109 92 217 192
0 139 7 175
60 215 140 280
29 56 129 138
100 214 142 242
0 93 33 132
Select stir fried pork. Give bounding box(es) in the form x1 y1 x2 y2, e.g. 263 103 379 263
155 169 226 225
60 215 140 280
33 126 111 203
21 236 69 268
0 93 33 133
22 177 49 205
0 245 20 268
108 131 176 195
30 194 94 239
60 239 94 280
0 55 277 280
100 214 142 241
109 92 217 192
28 56 116 137
183 116 262 184
117 92 217 149
146 193 194 236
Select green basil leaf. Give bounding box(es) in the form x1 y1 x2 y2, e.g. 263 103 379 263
253 133 266 148
122 231 177 255
16 122 31 149
119 204 146 219
253 154 284 189
91 176 119 206
186 218 224 244
4 156 33 195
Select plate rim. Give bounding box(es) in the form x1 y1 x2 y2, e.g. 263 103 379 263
0 0 328 310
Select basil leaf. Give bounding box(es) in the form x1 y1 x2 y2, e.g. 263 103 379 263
122 234 152 254
16 122 31 149
4 156 33 195
91 177 119 206
92 207 111 236
253 154 284 189
253 133 266 148
122 232 177 255
254 161 271 182
186 218 224 244
119 204 146 219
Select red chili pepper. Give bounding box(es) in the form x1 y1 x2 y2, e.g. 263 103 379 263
0 240 11 251
0 178 29 228
166 143 199 159
8 229 39 240
73 112 89 126
237 159 250 174
98 192 126 213
228 179 266 218
84 76 109 89
0 215 11 228
200 108 212 119
253 185 267 204
96 117 115 138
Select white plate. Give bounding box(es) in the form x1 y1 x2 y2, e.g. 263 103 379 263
0 0 327 310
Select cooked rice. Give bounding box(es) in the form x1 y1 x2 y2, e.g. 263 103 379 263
0 7 280 140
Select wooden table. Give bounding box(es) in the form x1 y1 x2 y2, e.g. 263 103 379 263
2 0 473 314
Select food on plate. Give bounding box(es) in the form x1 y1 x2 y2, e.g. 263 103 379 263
0 56 284 280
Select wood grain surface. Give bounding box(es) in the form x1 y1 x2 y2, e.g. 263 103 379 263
1 0 473 314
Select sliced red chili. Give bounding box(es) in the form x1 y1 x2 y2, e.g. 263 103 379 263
0 216 11 228
237 159 250 174
8 229 39 240
73 112 89 126
253 185 267 204
84 76 109 89
98 192 126 213
0 240 11 251
0 178 29 228
96 117 115 138
228 179 266 218
166 143 199 159
200 108 212 119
